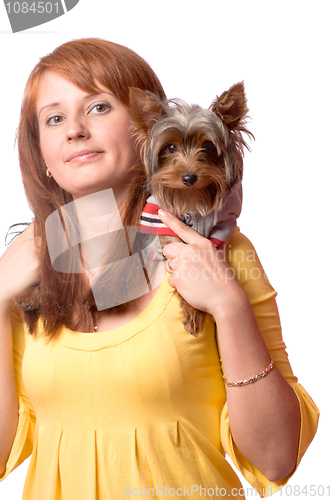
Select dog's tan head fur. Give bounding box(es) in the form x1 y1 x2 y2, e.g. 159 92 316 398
129 82 253 217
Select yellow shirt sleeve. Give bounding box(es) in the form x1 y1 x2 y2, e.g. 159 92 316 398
220 229 320 497
0 313 36 482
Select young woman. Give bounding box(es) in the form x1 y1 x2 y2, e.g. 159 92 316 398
0 38 319 499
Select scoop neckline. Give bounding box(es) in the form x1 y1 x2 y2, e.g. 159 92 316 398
51 271 174 350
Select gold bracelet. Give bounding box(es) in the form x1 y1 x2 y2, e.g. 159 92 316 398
223 358 274 387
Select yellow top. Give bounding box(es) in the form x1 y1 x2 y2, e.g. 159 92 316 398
0 231 319 499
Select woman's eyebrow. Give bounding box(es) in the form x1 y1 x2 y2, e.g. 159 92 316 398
37 92 114 118
38 102 60 118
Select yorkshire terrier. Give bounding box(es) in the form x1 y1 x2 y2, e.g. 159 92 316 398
129 81 253 336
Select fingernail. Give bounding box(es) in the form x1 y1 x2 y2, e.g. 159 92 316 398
158 209 169 217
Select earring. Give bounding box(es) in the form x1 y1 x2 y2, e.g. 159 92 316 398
46 168 52 178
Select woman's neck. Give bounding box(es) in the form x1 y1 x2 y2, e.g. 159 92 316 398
74 188 124 241
69 188 126 286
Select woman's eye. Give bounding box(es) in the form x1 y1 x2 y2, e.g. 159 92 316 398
202 141 215 153
46 115 64 126
89 103 110 114
166 143 177 154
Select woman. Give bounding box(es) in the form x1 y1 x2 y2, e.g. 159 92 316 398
0 38 319 499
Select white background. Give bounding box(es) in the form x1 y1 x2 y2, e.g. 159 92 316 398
0 1 332 498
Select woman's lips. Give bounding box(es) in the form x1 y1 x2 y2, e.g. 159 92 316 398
66 151 103 164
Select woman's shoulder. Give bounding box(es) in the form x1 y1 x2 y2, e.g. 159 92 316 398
225 228 262 266
225 228 277 303
227 227 257 252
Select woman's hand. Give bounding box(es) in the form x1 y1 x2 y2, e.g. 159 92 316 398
0 224 41 310
158 209 247 318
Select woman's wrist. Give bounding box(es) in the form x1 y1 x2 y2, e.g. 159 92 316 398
208 281 249 321
213 292 273 382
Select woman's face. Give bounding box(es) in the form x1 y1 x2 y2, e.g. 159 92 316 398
36 71 137 201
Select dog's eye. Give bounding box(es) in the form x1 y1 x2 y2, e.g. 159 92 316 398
166 143 177 154
202 141 215 153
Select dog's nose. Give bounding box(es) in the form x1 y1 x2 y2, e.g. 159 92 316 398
182 174 197 186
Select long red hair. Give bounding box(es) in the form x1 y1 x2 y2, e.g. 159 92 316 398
16 38 166 336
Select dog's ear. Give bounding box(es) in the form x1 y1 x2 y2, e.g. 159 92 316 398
129 87 166 134
210 81 249 130
211 82 254 182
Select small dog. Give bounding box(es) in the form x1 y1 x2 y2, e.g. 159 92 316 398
129 82 253 336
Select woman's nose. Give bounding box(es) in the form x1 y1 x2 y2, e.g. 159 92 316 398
66 114 90 142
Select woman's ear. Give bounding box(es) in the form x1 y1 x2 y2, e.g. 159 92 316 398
43 159 52 178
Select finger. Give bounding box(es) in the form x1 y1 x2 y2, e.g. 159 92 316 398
162 241 185 260
215 241 227 260
165 259 175 274
158 209 207 246
167 275 177 289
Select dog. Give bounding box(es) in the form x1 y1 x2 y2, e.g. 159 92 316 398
129 82 253 336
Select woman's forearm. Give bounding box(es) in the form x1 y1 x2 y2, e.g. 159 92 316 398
0 302 19 476
157 211 302 481
215 298 300 482
0 223 40 475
